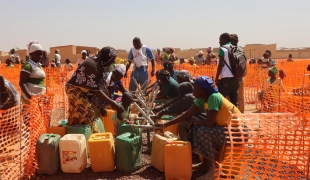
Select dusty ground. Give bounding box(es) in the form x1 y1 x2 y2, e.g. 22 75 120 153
32 104 258 180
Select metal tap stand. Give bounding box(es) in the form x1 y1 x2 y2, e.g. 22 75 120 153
131 77 159 151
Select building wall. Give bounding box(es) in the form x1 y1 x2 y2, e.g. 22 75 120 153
76 46 98 55
243 44 276 59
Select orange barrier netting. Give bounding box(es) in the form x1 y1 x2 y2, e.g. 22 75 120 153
0 94 53 179
215 113 310 179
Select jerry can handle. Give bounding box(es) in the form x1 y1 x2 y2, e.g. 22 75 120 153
92 133 111 140
170 141 187 146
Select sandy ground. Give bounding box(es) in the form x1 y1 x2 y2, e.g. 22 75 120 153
32 104 259 180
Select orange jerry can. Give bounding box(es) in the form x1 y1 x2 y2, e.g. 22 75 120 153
88 133 115 172
151 131 179 172
164 141 192 180
100 109 115 136
158 120 178 136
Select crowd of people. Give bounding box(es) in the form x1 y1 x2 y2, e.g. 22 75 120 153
0 33 295 179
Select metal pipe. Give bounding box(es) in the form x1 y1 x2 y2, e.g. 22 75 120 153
134 102 155 125
133 78 146 101
147 85 159 117
130 124 162 129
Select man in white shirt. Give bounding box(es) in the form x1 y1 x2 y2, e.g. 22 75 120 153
215 33 239 107
54 49 61 67
125 37 155 92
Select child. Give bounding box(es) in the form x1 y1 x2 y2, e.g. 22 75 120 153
51 59 56 67
258 52 271 68
65 59 73 71
111 92 134 136
287 54 293 62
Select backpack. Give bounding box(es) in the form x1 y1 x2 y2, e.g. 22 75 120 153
222 45 247 79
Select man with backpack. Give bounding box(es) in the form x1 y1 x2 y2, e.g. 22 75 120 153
125 37 155 92
215 33 247 107
230 33 245 113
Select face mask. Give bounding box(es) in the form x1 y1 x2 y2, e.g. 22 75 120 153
104 63 115 72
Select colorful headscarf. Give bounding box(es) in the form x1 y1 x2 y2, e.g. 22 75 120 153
188 57 195 63
269 67 279 75
177 70 194 83
198 50 204 55
170 47 175 52
194 76 218 94
27 40 43 54
114 64 126 76
98 46 117 67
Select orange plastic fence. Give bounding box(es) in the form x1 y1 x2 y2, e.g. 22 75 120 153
0 94 53 179
216 113 310 179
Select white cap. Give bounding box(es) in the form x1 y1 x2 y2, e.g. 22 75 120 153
81 50 87 54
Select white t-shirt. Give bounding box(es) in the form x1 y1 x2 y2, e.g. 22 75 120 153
77 57 88 65
55 54 61 64
219 46 234 78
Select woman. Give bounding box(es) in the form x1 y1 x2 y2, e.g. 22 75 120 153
41 51 49 67
155 70 179 100
176 70 194 84
155 76 241 179
19 41 46 103
77 50 88 67
101 64 127 100
163 61 178 81
66 47 124 132
168 47 177 62
266 67 284 91
153 80 206 140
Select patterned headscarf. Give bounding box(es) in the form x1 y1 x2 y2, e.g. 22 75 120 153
114 64 126 76
194 76 218 94
188 57 195 63
177 70 194 83
269 67 279 75
98 46 117 67
158 70 170 79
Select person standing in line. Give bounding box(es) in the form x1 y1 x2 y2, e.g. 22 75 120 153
54 49 61 67
41 51 49 67
155 48 162 64
287 54 293 62
195 50 205 65
10 49 20 64
205 47 217 65
161 48 169 63
230 33 244 113
77 50 88 67
125 37 155 92
215 33 239 107
168 47 177 62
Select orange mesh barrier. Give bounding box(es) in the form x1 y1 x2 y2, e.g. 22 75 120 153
0 94 52 179
216 113 310 179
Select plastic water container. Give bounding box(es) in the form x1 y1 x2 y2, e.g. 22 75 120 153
151 131 179 172
115 133 142 173
165 141 192 180
36 134 61 175
158 120 178 136
117 122 140 136
66 125 92 149
100 109 115 136
59 134 87 173
94 117 105 133
46 126 67 137
88 133 115 172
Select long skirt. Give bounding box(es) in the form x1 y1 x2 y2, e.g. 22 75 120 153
65 83 104 133
187 124 226 160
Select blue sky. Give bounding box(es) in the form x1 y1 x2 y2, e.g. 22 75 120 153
0 0 309 52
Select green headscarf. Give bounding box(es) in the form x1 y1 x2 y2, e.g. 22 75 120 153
269 66 278 75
